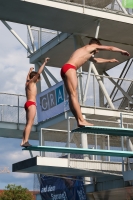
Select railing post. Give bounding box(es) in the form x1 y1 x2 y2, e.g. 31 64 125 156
92 147 94 160
39 128 45 157
83 0 85 13
111 0 115 10
67 117 71 167
38 28 41 49
1 105 3 121
95 134 97 160
93 74 96 108
120 113 124 172
127 136 130 171
17 96 19 129
107 135 110 162
57 31 60 42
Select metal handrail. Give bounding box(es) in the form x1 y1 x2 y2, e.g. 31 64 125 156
0 93 37 124
0 92 25 97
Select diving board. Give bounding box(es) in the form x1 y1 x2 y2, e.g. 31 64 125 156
23 146 133 158
71 126 133 137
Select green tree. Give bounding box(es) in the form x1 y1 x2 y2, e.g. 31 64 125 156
0 184 34 200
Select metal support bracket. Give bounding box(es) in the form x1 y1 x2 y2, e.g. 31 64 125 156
1 20 33 54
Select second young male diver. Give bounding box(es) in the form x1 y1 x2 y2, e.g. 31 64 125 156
21 57 50 147
60 38 130 127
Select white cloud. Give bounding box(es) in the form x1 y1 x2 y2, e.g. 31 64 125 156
0 22 29 95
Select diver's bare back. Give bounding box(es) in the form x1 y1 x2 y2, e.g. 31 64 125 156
66 45 95 69
25 82 37 102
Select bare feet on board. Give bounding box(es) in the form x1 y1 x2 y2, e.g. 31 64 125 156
21 141 32 148
78 120 93 128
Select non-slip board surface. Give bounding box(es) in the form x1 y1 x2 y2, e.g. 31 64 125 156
23 145 133 157
71 126 133 137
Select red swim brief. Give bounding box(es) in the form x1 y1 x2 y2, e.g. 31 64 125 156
60 64 76 78
24 101 36 111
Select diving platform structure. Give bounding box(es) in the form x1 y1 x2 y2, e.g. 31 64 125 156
0 0 133 199
12 155 126 177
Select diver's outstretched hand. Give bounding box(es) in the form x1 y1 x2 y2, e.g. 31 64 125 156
121 51 130 56
110 59 119 63
45 57 50 64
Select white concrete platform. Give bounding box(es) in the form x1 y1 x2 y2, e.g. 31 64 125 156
12 156 123 176
0 0 133 35
0 0 133 47
0 121 38 140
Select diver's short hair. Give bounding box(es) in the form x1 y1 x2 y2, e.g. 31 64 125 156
89 38 101 45
29 71 40 80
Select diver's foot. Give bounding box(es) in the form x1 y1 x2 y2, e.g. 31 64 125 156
78 121 93 127
21 141 32 148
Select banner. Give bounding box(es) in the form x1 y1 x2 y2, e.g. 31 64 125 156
36 81 69 123
122 0 133 8
40 175 87 200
